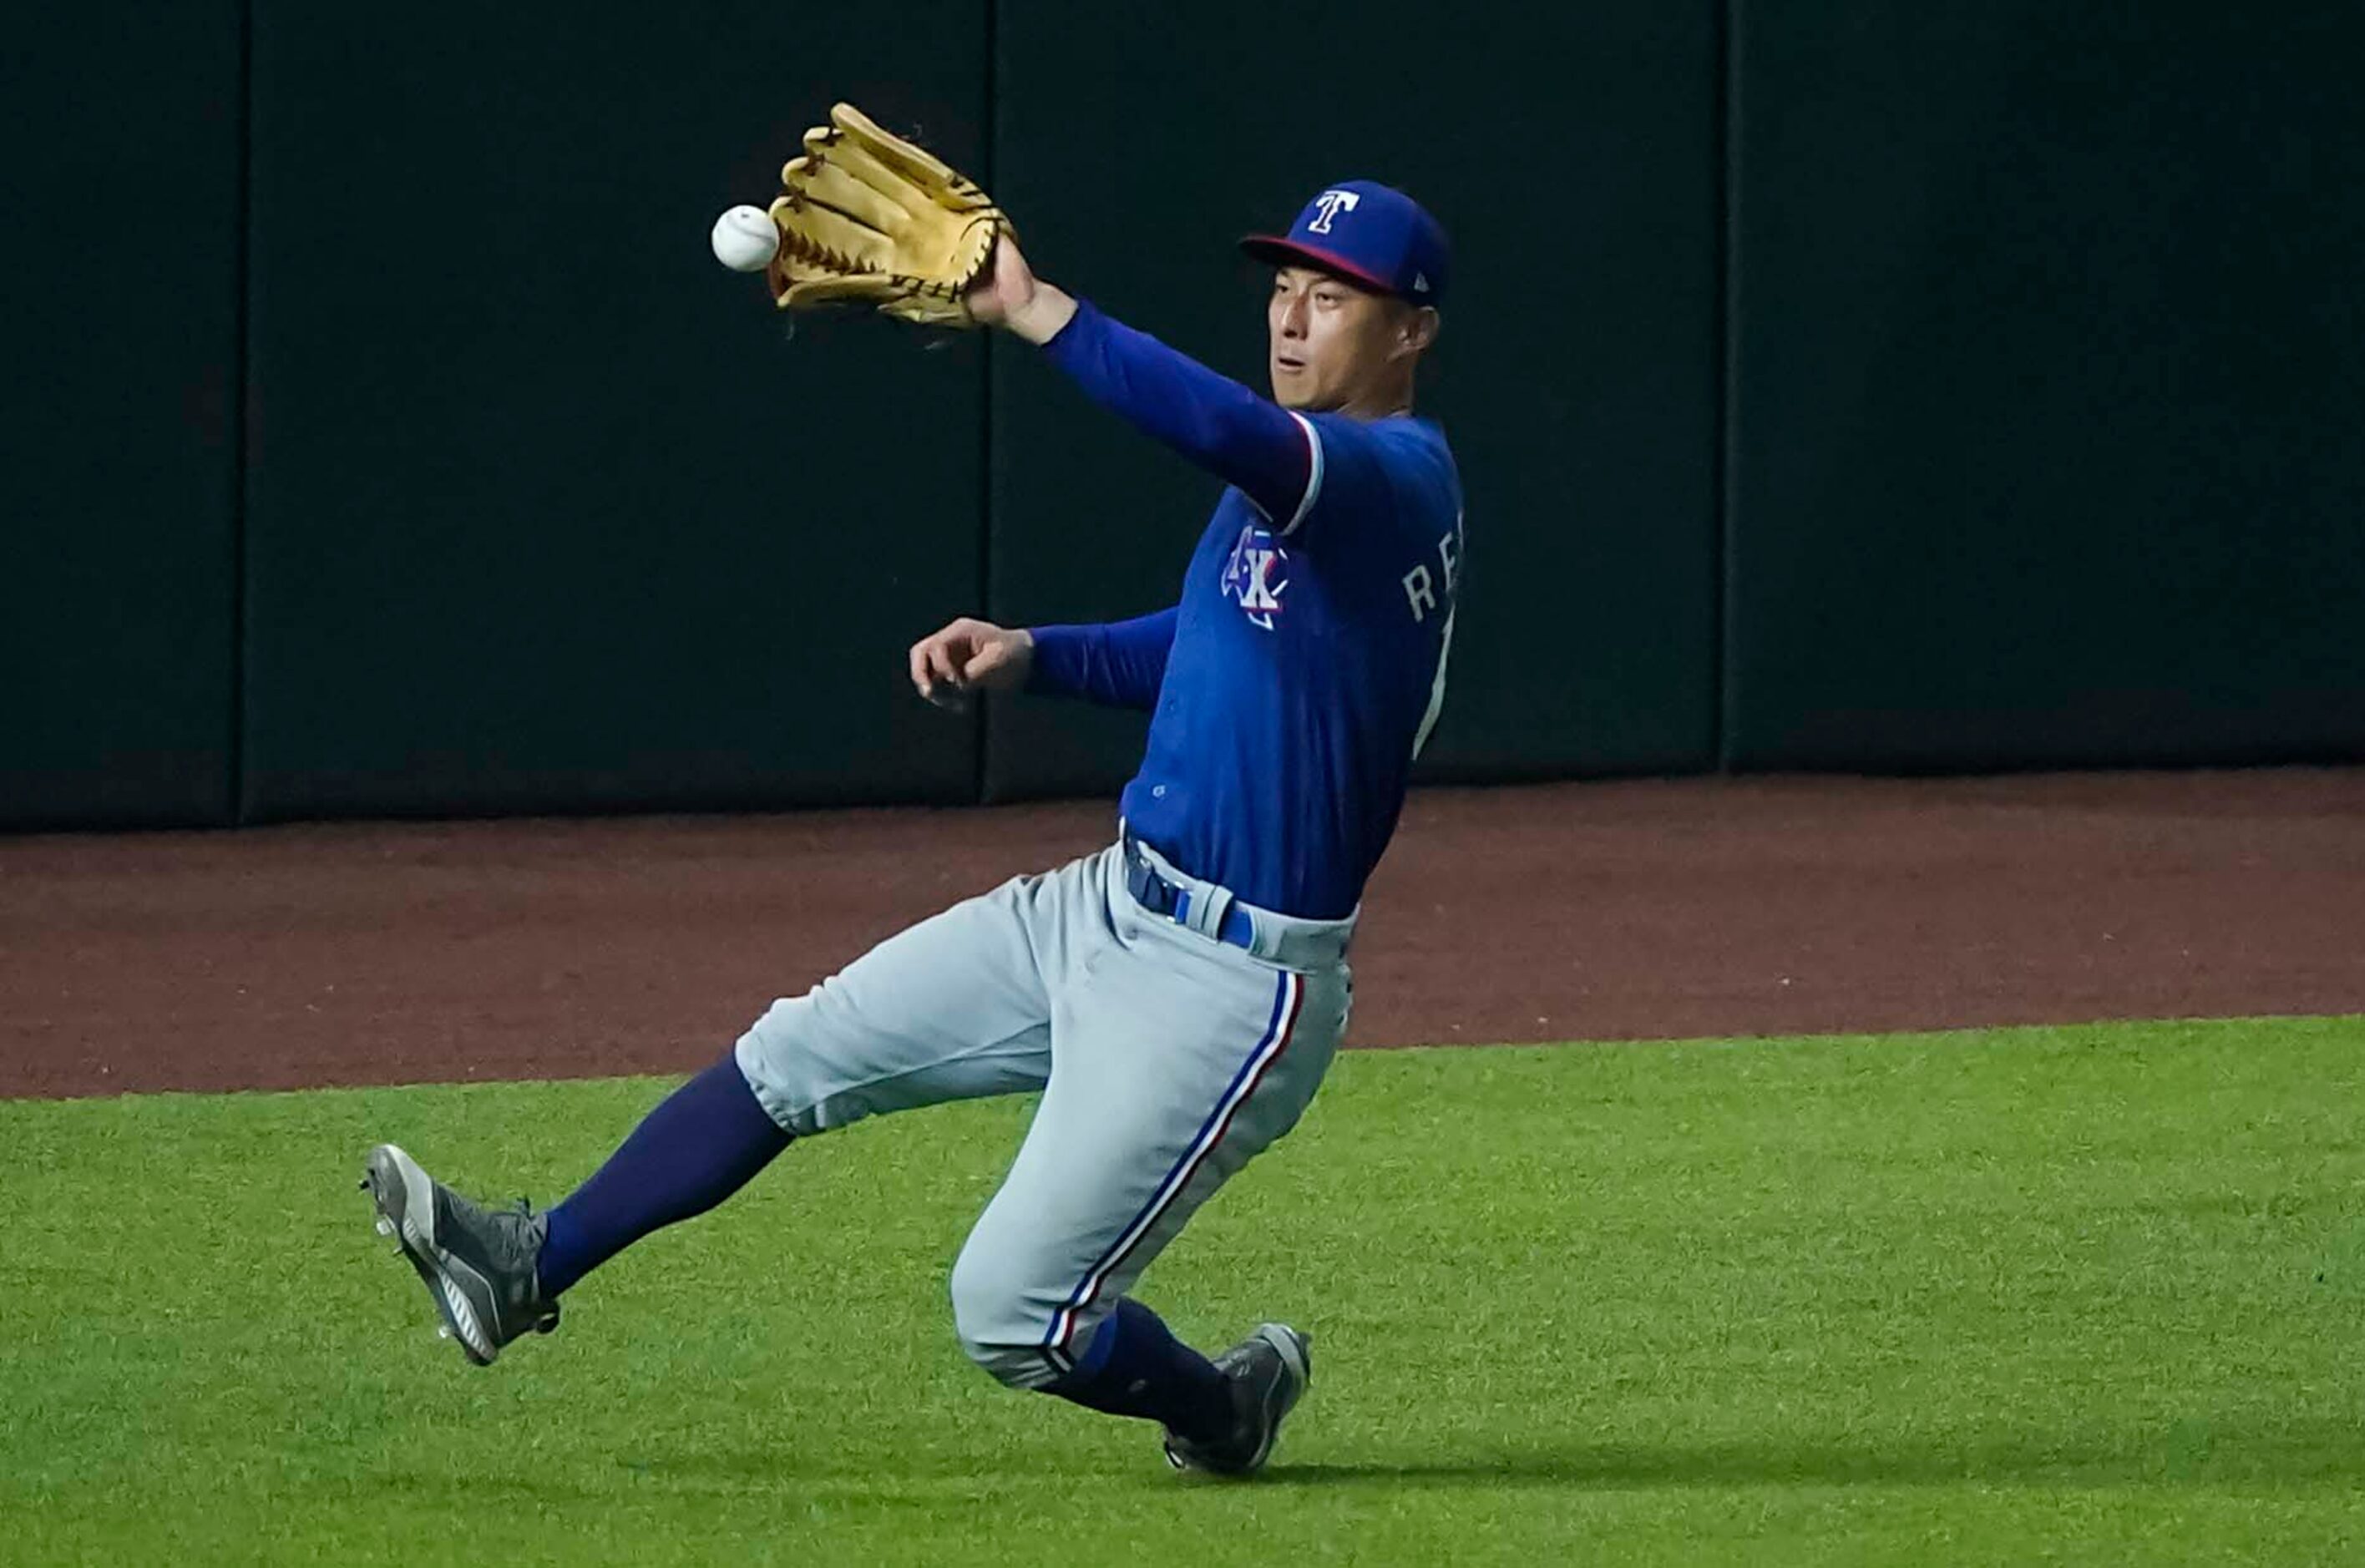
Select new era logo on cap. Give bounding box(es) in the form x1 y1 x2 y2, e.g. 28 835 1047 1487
1240 180 1451 307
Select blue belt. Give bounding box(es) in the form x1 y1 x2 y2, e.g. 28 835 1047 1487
1122 836 1258 953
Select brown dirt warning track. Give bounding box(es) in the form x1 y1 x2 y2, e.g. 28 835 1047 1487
3 769 2361 1099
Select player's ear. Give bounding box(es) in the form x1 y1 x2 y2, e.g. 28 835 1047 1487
1394 304 1441 359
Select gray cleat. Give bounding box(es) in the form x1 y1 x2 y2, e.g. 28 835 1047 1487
1162 1323 1311 1477
360 1142 559 1366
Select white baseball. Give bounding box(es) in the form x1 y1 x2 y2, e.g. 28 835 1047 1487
710 205 779 272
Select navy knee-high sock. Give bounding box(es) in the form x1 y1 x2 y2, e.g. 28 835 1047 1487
536 1053 791 1297
1046 1299 1234 1442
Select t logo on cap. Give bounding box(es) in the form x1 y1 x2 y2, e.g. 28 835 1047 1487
1308 190 1360 234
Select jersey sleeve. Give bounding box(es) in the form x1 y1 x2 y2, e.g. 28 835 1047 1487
1281 412 1440 548
1040 300 1319 528
1023 605 1178 711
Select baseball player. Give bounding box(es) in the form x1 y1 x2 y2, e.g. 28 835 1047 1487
363 180 1461 1477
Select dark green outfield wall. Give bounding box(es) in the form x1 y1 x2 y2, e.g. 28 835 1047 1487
1 3 243 827
237 5 990 819
1724 3 2365 770
6 4 2360 828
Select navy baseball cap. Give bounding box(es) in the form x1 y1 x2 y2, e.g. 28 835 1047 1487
1241 180 1450 307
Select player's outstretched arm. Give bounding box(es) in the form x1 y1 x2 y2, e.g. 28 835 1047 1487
966 240 1314 528
908 608 1177 713
1026 607 1177 711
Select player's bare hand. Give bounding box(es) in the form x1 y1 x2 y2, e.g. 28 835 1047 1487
909 618 1034 711
968 236 1077 344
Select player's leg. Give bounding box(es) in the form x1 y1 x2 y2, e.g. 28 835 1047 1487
945 889 1350 1471
1029 955 1339 1475
363 856 1090 1363
532 856 1076 1292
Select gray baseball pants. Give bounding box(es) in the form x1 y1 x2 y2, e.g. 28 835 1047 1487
732 841 1352 1388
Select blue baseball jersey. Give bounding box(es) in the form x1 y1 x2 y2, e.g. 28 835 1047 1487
1026 301 1464 919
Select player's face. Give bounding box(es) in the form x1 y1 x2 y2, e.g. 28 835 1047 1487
1267 266 1418 412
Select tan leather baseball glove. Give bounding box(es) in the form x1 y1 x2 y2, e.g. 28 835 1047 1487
764 104 1008 328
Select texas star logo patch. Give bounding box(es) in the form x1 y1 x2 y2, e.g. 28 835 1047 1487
1221 524 1290 631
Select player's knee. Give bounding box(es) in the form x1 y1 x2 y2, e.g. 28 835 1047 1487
732 999 818 1135
947 1242 1062 1392
952 1328 1058 1392
732 988 870 1138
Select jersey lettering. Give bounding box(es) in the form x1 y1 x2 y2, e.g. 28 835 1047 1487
1410 512 1466 756
1404 522 1465 625
1402 564 1436 622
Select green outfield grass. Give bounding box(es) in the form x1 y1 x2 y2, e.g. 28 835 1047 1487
4 1019 2362 1565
